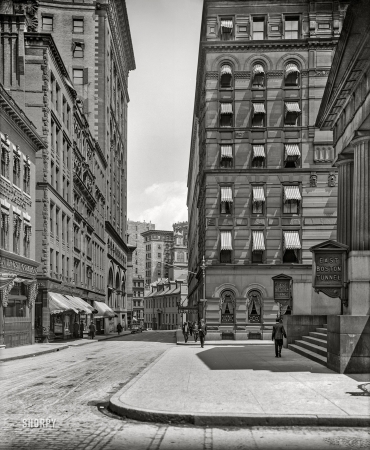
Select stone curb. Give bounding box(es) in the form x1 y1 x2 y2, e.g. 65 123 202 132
176 341 274 346
109 394 370 427
0 344 70 363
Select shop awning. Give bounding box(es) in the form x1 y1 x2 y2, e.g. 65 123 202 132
221 231 233 250
221 20 233 30
252 231 265 251
286 63 300 75
285 102 301 115
252 145 265 159
285 144 301 158
221 187 233 202
220 103 233 114
93 301 115 318
253 64 265 75
221 65 232 75
48 292 79 315
283 231 301 250
253 186 265 203
284 185 301 201
253 103 266 114
221 145 233 158
64 295 94 314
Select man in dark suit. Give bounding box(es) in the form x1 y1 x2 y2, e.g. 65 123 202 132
272 317 287 357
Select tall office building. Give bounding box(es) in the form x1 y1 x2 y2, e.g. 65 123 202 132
187 0 348 333
127 220 155 284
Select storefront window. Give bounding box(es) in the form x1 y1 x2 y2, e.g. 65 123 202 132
4 284 28 317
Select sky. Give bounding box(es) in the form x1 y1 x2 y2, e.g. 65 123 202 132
126 0 203 230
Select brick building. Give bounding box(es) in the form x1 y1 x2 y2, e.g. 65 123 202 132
0 84 46 347
187 0 348 336
127 220 155 284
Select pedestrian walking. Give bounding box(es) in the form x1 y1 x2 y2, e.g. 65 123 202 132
182 321 189 343
79 321 85 339
188 321 193 336
199 319 207 348
193 321 199 343
89 322 96 340
272 317 287 357
73 320 79 339
117 323 123 335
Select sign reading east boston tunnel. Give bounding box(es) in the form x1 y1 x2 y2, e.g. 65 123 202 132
314 255 343 287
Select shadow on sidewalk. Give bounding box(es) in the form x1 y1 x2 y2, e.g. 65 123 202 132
196 346 335 373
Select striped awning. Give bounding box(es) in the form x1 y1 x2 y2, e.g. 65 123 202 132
252 145 265 158
283 231 301 250
253 64 265 75
48 292 79 315
284 185 301 201
253 103 266 114
221 187 233 202
252 231 265 251
64 295 94 314
93 301 115 318
220 103 233 114
253 186 265 203
285 102 301 114
221 65 232 75
221 145 233 158
221 20 233 30
285 144 301 158
286 63 300 75
221 231 233 250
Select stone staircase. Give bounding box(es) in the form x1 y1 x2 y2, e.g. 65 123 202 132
288 323 328 367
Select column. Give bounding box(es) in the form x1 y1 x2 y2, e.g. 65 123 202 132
352 135 370 251
335 156 354 248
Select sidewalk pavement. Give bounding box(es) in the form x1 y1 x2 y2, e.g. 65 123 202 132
109 344 370 427
176 329 274 346
0 331 132 363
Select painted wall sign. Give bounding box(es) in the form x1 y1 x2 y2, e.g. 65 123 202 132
0 256 38 274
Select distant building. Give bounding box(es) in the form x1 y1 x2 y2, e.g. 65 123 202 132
169 222 188 281
141 230 174 286
144 278 187 330
132 275 145 326
127 220 155 283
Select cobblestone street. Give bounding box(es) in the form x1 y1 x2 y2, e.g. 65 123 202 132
1 331 369 450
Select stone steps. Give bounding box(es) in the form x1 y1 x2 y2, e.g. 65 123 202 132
288 324 328 367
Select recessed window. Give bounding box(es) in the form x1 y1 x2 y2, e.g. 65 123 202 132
220 231 232 263
252 231 265 263
283 185 301 214
73 19 84 33
220 187 233 214
220 65 232 88
42 16 53 31
284 144 301 168
252 186 265 214
285 17 299 39
220 145 233 168
283 231 301 263
73 69 84 85
252 103 266 127
284 102 301 126
73 43 84 58
285 63 300 86
220 19 233 40
252 64 265 88
252 18 265 40
220 103 233 127
251 145 266 168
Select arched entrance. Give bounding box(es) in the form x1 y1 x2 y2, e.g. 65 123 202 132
247 290 262 323
220 289 235 324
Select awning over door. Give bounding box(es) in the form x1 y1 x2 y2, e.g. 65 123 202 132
221 187 233 202
284 185 301 201
93 301 115 318
252 231 265 251
252 145 265 158
64 295 94 314
252 186 265 203
220 65 232 75
48 292 79 315
283 231 301 250
285 63 300 75
221 231 233 250
220 103 233 114
221 145 233 158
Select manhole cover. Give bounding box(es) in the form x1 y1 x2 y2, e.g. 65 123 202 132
324 437 370 448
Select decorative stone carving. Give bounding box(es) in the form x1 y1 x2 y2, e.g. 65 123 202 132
310 173 317 187
28 281 38 309
328 173 336 187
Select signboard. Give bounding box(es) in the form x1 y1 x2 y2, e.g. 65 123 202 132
178 306 199 314
272 274 292 305
310 240 349 303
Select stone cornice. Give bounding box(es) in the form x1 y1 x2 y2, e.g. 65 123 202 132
105 220 130 253
0 83 46 151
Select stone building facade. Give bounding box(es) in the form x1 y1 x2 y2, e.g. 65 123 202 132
315 0 370 373
187 0 348 334
127 220 155 284
0 84 46 347
169 222 189 281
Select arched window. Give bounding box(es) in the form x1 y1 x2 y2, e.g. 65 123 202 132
285 63 300 86
220 64 232 88
252 64 265 88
